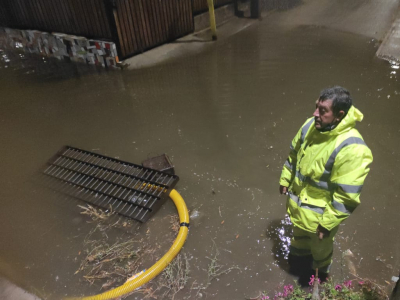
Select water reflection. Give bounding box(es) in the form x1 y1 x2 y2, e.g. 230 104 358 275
266 214 292 269
390 60 399 69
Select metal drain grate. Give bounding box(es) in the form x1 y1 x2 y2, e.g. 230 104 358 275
44 146 179 223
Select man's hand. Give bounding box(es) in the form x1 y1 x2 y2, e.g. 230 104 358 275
279 185 288 195
317 225 330 240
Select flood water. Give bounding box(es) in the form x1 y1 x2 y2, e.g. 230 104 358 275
1 1 399 299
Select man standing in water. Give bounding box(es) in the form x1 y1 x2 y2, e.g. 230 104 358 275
279 86 373 281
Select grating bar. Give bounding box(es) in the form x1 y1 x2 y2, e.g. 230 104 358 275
47 160 167 198
45 167 157 210
58 154 171 189
43 146 179 222
61 146 175 185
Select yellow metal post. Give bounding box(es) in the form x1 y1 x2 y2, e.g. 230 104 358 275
207 0 217 40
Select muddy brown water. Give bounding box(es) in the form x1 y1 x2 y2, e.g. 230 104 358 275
1 3 400 299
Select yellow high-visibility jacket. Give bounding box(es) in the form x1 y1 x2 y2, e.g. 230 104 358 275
279 105 373 233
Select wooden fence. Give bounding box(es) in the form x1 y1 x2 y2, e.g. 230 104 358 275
0 0 113 39
0 4 9 27
113 0 193 58
192 0 233 15
0 0 194 59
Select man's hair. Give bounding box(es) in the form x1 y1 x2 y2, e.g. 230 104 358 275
319 86 352 116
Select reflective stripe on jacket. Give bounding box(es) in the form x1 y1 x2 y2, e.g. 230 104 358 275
279 105 373 233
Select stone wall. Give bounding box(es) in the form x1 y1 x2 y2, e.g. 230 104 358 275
0 27 119 68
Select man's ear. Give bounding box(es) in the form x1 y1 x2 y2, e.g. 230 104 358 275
336 110 345 121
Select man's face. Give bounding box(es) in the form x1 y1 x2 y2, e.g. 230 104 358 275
313 99 336 130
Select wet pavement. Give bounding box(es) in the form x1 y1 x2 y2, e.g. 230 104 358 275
1 0 400 299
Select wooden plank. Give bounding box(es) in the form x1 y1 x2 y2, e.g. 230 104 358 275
67 0 81 35
0 5 8 26
156 0 167 42
159 0 169 39
178 0 185 32
22 0 34 28
26 1 40 29
188 0 195 32
116 0 129 57
123 0 137 55
94 0 109 38
81 0 95 37
154 0 165 44
99 0 113 38
131 0 145 51
125 0 138 55
146 0 161 47
83 0 96 36
165 0 172 38
127 0 141 55
175 0 183 37
138 0 150 48
184 0 192 33
168 0 176 37
182 0 191 33
170 0 177 38
75 0 90 36
132 0 144 49
14 0 27 27
54 0 64 32
146 0 157 47
32 1 46 30
183 0 192 33
112 2 127 57
49 0 59 31
39 0 51 31
141 0 153 48
47 0 61 32
87 0 101 37
7 0 21 28
90 0 102 37
57 0 71 33
1 1 13 27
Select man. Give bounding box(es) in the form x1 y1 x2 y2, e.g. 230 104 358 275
279 86 373 279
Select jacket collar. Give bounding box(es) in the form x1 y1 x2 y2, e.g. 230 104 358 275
318 105 363 136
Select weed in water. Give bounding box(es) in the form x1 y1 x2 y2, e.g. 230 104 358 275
156 253 190 299
205 239 240 285
78 204 114 222
191 239 240 297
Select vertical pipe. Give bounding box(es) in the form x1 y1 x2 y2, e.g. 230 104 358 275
207 0 217 40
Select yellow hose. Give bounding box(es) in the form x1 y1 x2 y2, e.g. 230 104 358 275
67 189 189 300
